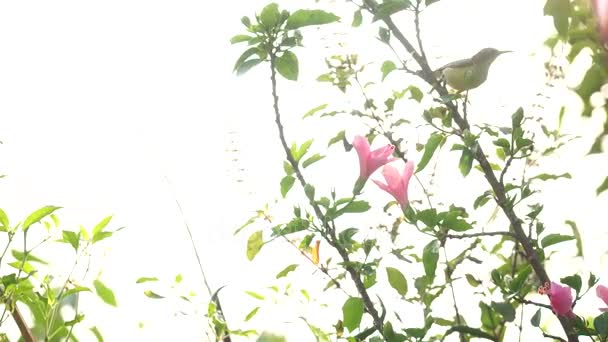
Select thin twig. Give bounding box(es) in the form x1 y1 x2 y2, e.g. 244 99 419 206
445 231 514 240
164 176 231 342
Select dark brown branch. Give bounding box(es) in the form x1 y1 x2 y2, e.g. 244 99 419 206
445 231 515 240
360 0 579 340
11 304 34 342
268 54 386 338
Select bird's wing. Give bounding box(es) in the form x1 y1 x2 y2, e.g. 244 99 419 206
435 57 474 72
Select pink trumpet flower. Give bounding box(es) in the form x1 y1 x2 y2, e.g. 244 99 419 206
372 161 415 211
353 135 396 192
593 0 608 47
541 282 574 318
596 284 608 312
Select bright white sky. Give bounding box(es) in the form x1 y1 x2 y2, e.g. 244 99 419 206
0 0 607 341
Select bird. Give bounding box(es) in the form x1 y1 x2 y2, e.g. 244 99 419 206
435 48 510 92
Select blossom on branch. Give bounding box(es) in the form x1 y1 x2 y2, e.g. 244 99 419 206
352 135 396 193
372 161 415 212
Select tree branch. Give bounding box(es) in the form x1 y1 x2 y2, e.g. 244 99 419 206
360 0 579 340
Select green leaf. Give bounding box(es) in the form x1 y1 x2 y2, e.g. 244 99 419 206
492 301 515 322
416 134 444 173
246 291 265 300
61 230 80 251
541 234 575 248
234 47 264 72
423 240 439 283
373 0 411 21
531 173 572 181
144 290 165 299
236 58 263 75
276 264 298 278
426 0 440 5
280 175 295 198
531 308 541 327
444 326 495 340
64 286 91 297
543 0 570 36
230 35 253 44
11 250 48 265
92 231 113 244
511 107 524 129
352 10 363 27
303 104 328 118
386 267 408 296
304 184 315 201
595 312 608 337
597 176 608 196
276 51 299 81
342 297 364 332
135 277 159 284
417 209 438 227
381 61 396 81
90 326 104 342
458 149 474 177
340 201 370 213
245 307 260 322
565 220 583 257
510 264 532 293
285 9 340 30
560 275 582 295
257 332 287 342
92 215 112 236
0 208 9 231
302 154 325 168
93 279 117 307
246 230 264 261
260 3 280 29
328 130 346 147
23 206 61 231
465 274 481 287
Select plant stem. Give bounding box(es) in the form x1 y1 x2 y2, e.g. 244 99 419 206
268 53 386 338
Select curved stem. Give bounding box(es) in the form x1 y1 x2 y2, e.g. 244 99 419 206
268 52 386 338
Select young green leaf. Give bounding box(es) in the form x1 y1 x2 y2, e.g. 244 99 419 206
280 175 295 198
93 279 117 307
285 9 340 30
246 230 264 261
541 234 575 248
386 267 408 296
459 149 474 177
23 206 62 231
598 176 608 196
245 307 260 322
416 134 444 173
276 264 298 279
342 297 364 332
423 240 439 283
531 308 541 327
381 61 396 81
373 0 411 21
302 104 328 118
352 9 363 27
259 3 281 29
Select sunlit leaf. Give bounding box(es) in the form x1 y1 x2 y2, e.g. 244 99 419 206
285 9 339 30
276 51 299 81
342 297 364 332
94 279 117 307
246 230 264 261
23 206 61 231
386 267 408 295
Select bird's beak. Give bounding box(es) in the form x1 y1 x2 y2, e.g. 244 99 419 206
498 50 512 55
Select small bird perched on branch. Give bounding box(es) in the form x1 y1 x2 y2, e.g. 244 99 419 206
435 48 510 92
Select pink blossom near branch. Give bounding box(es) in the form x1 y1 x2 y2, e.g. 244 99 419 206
593 0 608 47
352 135 396 193
372 161 415 211
546 282 575 318
596 284 608 312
